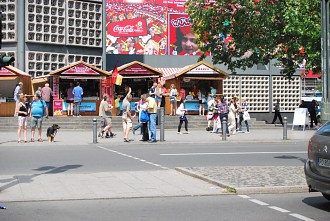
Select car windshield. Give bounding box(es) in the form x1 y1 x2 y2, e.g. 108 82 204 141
315 121 330 136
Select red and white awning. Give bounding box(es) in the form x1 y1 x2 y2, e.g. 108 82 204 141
156 67 184 80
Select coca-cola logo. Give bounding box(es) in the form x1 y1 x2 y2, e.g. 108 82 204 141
171 17 191 28
113 25 135 33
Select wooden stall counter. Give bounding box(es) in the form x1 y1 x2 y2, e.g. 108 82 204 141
0 102 15 117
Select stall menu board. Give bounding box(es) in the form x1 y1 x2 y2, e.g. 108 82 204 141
53 100 63 116
292 108 309 130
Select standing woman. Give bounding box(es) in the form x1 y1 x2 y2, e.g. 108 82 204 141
16 94 28 143
66 82 74 116
238 98 250 133
155 83 163 107
169 84 178 116
177 98 189 134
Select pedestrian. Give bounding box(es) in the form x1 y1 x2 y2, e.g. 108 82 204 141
238 98 250 133
176 98 189 134
149 82 157 98
132 98 143 135
232 96 239 131
211 99 220 133
169 84 177 116
41 83 53 109
155 83 163 107
142 94 157 142
99 94 116 138
16 94 28 143
206 95 215 131
114 95 121 116
198 89 205 116
308 99 318 128
138 94 150 142
228 99 237 135
218 95 229 136
160 82 167 107
30 92 48 142
122 87 135 142
13 82 23 116
72 82 83 117
271 99 283 125
66 82 74 116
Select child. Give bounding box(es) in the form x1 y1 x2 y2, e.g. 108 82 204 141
176 98 189 134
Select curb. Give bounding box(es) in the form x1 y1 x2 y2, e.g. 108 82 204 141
175 167 309 195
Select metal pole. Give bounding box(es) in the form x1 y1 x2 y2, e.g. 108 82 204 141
222 117 227 141
321 0 330 122
93 118 97 143
160 107 165 141
283 117 288 140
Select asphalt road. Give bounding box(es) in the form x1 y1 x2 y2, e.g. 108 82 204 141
0 142 308 175
2 140 328 221
1 193 329 221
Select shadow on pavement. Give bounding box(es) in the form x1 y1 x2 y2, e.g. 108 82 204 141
0 164 82 192
274 155 306 164
302 196 330 212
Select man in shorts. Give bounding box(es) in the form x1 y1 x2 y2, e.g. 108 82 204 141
98 95 116 138
30 92 48 142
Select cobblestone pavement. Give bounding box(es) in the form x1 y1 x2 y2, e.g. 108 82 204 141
177 166 308 194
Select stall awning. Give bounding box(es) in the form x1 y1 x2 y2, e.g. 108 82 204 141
111 61 163 77
301 70 322 79
156 68 184 80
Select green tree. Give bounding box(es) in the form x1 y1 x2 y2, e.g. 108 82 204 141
186 0 321 79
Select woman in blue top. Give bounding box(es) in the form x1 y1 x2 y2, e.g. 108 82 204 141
30 92 48 142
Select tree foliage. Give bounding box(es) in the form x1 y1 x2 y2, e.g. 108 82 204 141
186 0 321 79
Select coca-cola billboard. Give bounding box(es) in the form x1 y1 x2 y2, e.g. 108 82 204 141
108 18 147 37
105 0 209 56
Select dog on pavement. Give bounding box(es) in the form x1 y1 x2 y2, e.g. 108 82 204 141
47 124 61 142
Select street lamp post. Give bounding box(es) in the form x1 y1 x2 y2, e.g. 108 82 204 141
321 0 330 122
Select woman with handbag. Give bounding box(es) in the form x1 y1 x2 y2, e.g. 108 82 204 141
238 98 250 133
177 98 189 134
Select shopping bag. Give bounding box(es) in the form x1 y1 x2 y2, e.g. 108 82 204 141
243 111 251 121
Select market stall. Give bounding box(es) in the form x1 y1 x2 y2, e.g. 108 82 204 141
0 66 33 117
49 61 111 116
159 61 229 114
109 61 163 111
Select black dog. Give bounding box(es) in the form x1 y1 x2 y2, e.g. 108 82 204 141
47 124 61 142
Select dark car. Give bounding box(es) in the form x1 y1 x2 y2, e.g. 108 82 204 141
304 121 330 201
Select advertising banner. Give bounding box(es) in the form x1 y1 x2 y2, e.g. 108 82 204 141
53 76 59 99
106 0 186 55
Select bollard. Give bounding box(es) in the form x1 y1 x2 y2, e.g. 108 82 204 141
93 118 97 144
222 117 227 141
283 116 287 140
160 107 165 142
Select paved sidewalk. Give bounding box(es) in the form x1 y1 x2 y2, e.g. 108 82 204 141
0 127 316 146
0 128 314 202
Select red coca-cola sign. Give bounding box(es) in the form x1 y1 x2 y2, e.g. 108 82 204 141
108 18 147 37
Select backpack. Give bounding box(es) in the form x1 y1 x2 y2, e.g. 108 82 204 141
140 110 149 123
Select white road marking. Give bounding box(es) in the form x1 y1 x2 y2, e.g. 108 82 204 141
238 195 251 199
289 213 315 221
96 145 169 170
239 196 314 221
249 199 269 206
160 151 306 156
268 206 290 213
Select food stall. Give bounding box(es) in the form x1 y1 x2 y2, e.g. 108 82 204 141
0 66 33 117
161 61 229 114
109 61 163 110
49 61 111 116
